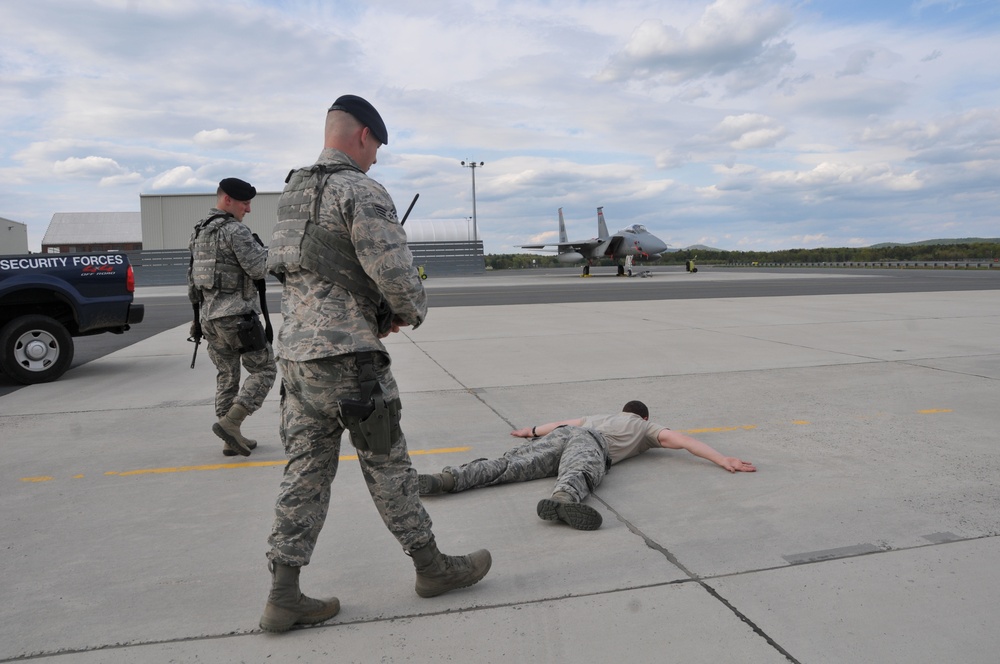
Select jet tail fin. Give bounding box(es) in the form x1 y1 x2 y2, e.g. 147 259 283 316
597 207 609 239
558 208 568 243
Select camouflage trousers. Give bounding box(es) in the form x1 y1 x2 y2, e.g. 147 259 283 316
267 355 433 567
444 426 610 502
201 314 276 417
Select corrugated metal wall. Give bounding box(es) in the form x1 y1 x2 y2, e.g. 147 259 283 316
140 193 282 250
129 241 483 286
137 193 484 280
141 193 475 250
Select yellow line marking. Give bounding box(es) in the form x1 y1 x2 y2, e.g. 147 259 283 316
22 447 472 482
918 409 953 414
792 420 810 425
684 425 756 434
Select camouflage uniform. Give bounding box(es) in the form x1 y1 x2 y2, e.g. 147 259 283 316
187 208 276 417
444 412 665 501
445 426 611 502
267 148 430 566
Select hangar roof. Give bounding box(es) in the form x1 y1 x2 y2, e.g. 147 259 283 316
43 212 142 244
403 219 476 243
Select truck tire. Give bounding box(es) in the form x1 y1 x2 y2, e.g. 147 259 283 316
0 315 75 384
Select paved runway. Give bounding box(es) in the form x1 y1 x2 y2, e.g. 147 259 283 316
1 271 998 662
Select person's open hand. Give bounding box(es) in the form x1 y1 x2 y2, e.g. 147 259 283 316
721 457 756 473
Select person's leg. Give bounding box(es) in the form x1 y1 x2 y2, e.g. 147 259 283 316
351 354 491 597
536 428 607 530
261 358 343 632
267 359 344 566
552 432 608 501
223 342 277 454
202 317 240 418
438 436 567 493
236 343 276 415
202 317 254 455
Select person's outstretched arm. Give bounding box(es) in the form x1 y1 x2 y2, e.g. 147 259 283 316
511 418 584 439
657 429 756 473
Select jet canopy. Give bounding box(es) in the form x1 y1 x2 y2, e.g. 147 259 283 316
625 224 647 234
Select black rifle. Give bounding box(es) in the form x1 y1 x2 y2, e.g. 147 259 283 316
251 233 274 343
399 193 419 226
188 302 202 368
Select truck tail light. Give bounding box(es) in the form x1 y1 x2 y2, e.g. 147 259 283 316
127 265 135 292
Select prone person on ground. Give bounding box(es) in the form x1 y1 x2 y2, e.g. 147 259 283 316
420 400 756 530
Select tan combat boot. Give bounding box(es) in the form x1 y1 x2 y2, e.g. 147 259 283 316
418 471 455 495
213 403 253 456
536 490 603 530
410 539 492 598
259 562 340 633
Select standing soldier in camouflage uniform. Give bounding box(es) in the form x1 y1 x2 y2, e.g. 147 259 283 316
260 95 491 633
419 400 756 530
187 178 276 457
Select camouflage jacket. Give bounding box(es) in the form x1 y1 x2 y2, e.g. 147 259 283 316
187 208 268 320
272 148 426 362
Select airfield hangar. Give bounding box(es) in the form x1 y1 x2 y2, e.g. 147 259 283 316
56 192 484 286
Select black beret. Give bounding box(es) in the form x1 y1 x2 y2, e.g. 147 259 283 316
328 94 388 145
219 177 256 201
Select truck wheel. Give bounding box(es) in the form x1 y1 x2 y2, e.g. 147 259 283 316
0 315 75 384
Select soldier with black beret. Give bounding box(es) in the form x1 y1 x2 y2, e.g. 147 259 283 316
218 177 257 202
260 95 491 633
187 177 276 457
327 94 389 145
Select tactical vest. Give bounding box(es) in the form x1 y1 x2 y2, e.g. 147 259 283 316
267 163 382 304
190 213 246 294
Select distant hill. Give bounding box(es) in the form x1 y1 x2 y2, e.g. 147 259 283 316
869 238 1000 248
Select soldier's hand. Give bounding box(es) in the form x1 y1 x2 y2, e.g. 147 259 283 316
189 322 202 339
378 316 411 338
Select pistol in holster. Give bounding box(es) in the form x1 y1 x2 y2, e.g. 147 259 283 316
338 352 401 456
236 313 268 354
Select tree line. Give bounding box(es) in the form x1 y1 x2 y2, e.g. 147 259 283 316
485 243 1000 270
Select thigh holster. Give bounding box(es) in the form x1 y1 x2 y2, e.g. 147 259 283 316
338 352 401 455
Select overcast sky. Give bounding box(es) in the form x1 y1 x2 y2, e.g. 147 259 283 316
2 0 998 255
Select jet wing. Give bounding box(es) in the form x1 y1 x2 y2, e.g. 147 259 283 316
520 240 602 252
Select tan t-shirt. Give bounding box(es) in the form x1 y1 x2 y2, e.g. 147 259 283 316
579 413 665 464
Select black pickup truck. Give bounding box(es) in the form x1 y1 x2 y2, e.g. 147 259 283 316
0 252 145 384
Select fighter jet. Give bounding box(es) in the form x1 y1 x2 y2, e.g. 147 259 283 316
521 207 668 276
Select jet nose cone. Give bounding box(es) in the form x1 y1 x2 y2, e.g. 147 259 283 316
650 237 668 254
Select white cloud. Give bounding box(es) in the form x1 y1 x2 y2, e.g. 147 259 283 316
99 173 144 187
837 49 876 76
193 129 255 148
597 0 795 91
1 0 999 253
52 156 127 178
715 113 788 149
149 166 206 191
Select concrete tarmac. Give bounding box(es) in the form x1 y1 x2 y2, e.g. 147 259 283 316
2 273 999 663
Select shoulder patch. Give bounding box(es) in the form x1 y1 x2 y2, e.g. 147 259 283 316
371 204 397 223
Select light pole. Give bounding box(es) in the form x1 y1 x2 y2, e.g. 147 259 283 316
460 160 484 241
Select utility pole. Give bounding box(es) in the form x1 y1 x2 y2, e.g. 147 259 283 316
460 160 484 241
